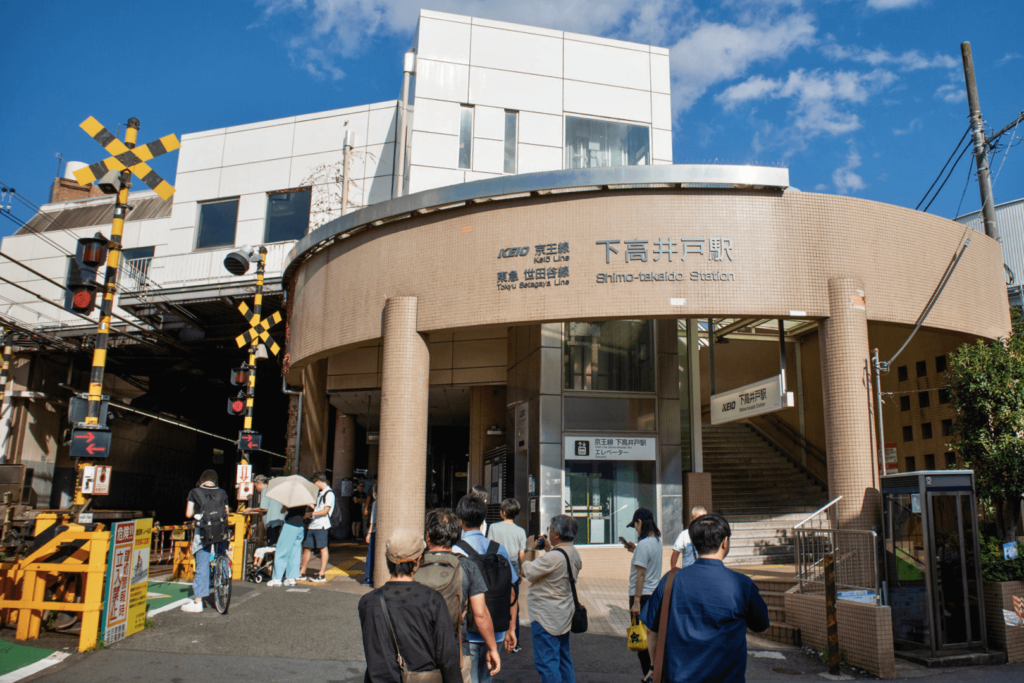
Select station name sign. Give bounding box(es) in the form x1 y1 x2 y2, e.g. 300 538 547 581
564 435 657 461
710 374 794 425
596 237 736 285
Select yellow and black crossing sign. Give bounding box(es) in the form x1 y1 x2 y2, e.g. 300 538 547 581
235 303 282 356
73 116 179 200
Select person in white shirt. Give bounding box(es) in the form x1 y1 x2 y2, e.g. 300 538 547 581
300 472 335 582
669 506 708 568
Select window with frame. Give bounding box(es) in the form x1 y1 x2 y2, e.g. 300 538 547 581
265 188 312 243
919 391 931 409
935 355 948 373
196 198 239 250
903 425 914 442
504 110 518 174
916 360 927 378
897 365 909 382
921 422 933 440
941 419 952 437
938 388 950 404
900 395 911 411
905 456 917 471
459 106 474 170
564 116 650 169
563 320 654 392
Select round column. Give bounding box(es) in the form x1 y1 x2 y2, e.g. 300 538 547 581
374 296 429 585
819 278 880 530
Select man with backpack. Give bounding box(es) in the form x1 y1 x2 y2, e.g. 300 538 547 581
453 495 518 683
182 469 231 613
300 472 336 582
418 508 501 683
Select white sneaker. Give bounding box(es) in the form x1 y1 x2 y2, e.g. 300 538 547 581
297 575 310 581
266 579 283 587
181 600 203 613
283 578 296 587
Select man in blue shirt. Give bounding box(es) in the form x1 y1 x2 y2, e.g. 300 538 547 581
453 495 519 683
640 512 769 683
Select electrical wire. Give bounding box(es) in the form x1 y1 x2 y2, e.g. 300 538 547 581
992 115 1021 189
922 143 973 214
954 156 975 219
916 127 971 211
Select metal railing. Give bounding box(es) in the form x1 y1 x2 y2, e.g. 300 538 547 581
120 243 292 297
794 497 881 603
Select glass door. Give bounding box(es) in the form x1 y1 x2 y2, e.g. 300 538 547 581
886 493 931 647
927 491 985 650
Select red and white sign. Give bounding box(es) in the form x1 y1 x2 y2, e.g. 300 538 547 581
236 464 252 484
884 443 898 474
81 466 96 494
238 481 253 500
93 466 112 495
104 521 135 643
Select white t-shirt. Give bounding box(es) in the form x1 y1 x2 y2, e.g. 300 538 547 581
630 536 663 595
308 488 336 530
672 529 697 568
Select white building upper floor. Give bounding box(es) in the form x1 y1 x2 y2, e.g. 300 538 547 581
0 9 673 334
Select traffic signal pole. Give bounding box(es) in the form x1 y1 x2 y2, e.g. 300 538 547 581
84 118 137 426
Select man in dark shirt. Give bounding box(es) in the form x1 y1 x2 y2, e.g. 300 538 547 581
358 527 461 683
640 512 770 683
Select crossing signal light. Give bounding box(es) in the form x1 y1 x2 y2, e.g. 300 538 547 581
64 235 108 316
230 367 248 386
228 394 246 417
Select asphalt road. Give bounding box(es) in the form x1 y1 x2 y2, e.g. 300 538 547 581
16 580 1024 683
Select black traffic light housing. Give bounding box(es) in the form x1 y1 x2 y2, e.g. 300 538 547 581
229 366 249 387
64 234 108 316
227 393 246 417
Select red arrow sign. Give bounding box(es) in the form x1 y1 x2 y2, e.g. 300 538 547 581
86 443 106 455
76 431 95 443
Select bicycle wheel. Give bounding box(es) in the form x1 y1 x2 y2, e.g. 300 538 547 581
213 555 232 614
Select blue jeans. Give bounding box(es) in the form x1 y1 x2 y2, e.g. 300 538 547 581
192 541 228 599
363 531 376 584
468 641 493 683
273 523 303 581
531 621 575 683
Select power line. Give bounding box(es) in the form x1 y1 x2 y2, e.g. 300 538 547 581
922 143 973 214
955 156 975 218
916 127 971 211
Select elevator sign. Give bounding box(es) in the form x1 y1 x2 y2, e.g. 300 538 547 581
711 374 794 425
564 435 656 461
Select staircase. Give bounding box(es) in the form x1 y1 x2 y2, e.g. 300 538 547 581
703 422 828 566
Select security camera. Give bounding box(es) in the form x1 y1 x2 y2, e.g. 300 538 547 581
223 245 259 276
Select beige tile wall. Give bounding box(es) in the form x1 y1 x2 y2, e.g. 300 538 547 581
785 591 896 678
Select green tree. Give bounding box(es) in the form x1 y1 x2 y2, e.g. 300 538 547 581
947 310 1024 542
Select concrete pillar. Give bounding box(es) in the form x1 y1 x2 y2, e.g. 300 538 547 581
374 297 429 585
819 278 880 530
333 413 356 478
298 359 329 478
656 319 684 544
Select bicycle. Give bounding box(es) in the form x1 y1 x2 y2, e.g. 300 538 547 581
191 526 232 614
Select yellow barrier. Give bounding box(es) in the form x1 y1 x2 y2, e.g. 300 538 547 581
0 528 110 652
170 513 248 582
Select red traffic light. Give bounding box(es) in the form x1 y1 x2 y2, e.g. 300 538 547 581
70 282 98 314
227 396 246 416
230 367 248 386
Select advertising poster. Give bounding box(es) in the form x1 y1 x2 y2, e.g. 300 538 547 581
101 519 152 644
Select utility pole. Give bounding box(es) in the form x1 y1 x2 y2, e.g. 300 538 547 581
393 50 415 198
960 42 1000 242
243 247 269 443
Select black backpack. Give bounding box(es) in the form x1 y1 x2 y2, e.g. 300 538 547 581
456 540 513 634
194 487 229 546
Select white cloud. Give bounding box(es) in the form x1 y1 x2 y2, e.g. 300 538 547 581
935 84 965 103
893 118 921 136
822 43 957 71
865 0 923 9
996 52 1023 67
668 12 817 112
716 68 897 137
832 140 866 194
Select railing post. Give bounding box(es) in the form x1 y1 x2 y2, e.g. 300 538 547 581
79 531 109 651
824 552 841 675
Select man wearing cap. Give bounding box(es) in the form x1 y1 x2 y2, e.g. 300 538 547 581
358 528 462 683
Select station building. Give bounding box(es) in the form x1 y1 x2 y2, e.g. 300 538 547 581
0 10 1011 586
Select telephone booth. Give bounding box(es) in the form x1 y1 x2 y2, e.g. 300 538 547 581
882 470 987 657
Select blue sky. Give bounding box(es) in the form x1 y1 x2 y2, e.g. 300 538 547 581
1 0 1021 236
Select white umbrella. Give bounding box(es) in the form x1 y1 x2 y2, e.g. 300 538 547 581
265 475 317 509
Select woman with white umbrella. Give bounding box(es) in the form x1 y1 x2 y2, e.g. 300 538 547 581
265 475 318 587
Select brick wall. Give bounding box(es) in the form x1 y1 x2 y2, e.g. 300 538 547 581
984 581 1024 662
785 591 896 678
48 177 103 203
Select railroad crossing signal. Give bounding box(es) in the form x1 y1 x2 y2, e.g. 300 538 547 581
235 304 282 356
70 427 111 459
238 430 262 452
73 116 179 200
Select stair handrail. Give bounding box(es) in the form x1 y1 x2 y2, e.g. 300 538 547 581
793 496 842 530
743 420 828 490
758 412 827 468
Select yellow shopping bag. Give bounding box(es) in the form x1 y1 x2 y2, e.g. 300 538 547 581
627 615 648 651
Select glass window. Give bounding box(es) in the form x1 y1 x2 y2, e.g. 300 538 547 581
900 395 911 412
922 422 933 440
903 425 913 442
897 365 909 382
906 456 916 471
565 460 655 545
459 106 474 170
919 391 931 409
916 360 927 378
564 320 654 392
564 116 650 169
121 247 154 261
196 199 238 250
941 419 952 437
935 355 947 373
924 454 935 470
265 188 311 243
938 388 950 404
564 396 655 432
503 110 518 174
